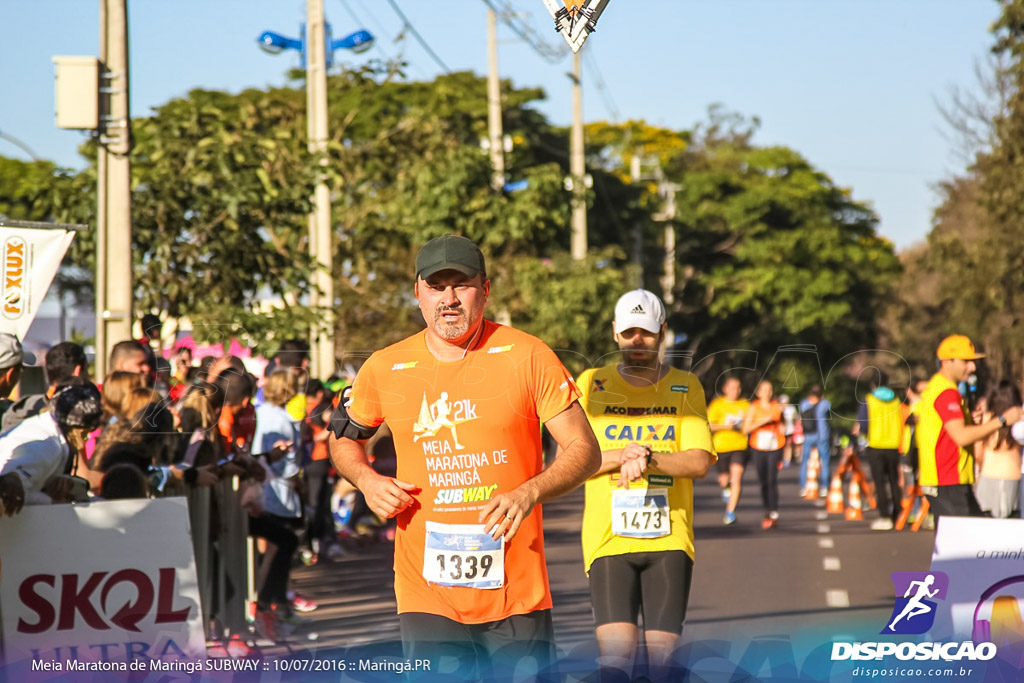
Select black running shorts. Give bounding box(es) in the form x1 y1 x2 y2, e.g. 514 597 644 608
588 550 694 634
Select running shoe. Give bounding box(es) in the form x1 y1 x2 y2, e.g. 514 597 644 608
870 518 894 531
275 606 312 627
252 609 278 642
761 517 773 530
290 593 319 613
723 510 736 525
768 511 780 521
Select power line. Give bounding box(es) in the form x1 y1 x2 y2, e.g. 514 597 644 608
336 0 401 69
583 48 621 123
336 0 365 29
383 0 452 74
480 0 568 64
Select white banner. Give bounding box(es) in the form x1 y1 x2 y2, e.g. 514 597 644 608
0 224 75 340
0 498 206 671
929 516 1024 658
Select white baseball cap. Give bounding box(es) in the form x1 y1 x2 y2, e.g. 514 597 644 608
614 289 666 334
0 333 35 370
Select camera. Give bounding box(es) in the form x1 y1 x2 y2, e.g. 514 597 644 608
70 475 90 502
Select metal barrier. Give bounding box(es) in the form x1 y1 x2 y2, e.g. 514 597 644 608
185 477 251 641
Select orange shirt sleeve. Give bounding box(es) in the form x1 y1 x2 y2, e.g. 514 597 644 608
527 342 582 422
346 355 384 428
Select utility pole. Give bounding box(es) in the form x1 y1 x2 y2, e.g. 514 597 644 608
306 0 335 381
570 52 587 260
96 0 132 380
486 9 505 192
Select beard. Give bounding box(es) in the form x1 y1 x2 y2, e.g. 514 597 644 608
619 345 659 369
433 305 471 340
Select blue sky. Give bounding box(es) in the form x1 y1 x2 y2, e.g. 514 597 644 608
1 0 1003 250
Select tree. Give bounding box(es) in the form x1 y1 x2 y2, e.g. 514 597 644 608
666 113 899 397
895 0 1024 383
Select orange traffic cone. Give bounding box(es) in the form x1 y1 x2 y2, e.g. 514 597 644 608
826 474 845 514
894 483 916 531
910 495 930 532
864 477 878 510
804 450 820 500
845 477 864 520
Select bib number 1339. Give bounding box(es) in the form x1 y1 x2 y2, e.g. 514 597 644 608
611 488 671 538
423 522 504 589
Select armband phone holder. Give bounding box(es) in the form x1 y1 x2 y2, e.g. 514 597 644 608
328 386 380 441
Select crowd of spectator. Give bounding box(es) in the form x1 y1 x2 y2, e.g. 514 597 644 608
0 322 364 643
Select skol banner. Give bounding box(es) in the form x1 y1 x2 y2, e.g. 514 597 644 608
0 498 206 675
0 221 76 340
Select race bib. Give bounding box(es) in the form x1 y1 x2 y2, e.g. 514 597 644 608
755 430 779 450
611 488 671 538
423 521 504 589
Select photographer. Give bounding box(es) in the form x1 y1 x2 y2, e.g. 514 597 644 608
0 382 103 508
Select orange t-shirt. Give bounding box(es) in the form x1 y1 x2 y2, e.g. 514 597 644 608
218 404 256 454
748 400 784 452
347 320 580 624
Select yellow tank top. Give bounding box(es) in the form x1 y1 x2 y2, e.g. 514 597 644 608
917 373 974 487
866 393 903 450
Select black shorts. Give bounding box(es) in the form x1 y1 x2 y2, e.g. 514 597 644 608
925 484 984 519
399 610 556 681
716 449 750 470
589 550 694 634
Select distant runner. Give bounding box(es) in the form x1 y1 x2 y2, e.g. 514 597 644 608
707 376 749 525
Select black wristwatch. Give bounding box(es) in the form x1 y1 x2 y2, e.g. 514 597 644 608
998 415 1008 427
644 446 653 466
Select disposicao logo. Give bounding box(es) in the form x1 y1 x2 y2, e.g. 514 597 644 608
830 569 997 664
883 571 948 635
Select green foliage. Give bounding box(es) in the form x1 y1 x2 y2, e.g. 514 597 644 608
667 117 900 384
130 86 318 342
894 0 1024 383
491 248 637 375
1 70 898 386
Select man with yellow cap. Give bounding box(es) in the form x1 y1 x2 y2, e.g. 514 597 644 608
917 335 1023 518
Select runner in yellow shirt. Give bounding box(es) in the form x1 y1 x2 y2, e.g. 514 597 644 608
576 289 714 679
707 377 750 525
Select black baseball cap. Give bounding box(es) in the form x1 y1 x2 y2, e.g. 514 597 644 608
53 382 103 432
415 235 486 280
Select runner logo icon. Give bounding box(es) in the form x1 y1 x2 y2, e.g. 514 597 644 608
882 571 949 635
413 392 478 449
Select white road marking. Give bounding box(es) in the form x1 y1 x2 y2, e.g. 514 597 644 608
818 537 835 549
827 590 850 608
823 557 841 571
817 523 831 534
815 510 829 520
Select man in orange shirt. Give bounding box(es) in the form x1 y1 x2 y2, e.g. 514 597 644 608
329 235 600 679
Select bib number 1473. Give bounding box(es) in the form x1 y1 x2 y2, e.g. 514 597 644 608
611 488 671 538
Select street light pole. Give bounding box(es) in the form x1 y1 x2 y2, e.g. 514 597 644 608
570 52 587 260
260 6 371 381
486 9 505 192
96 0 133 379
306 0 334 382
